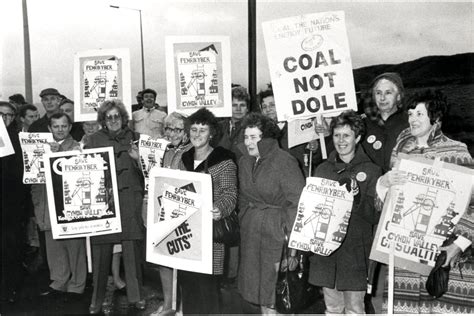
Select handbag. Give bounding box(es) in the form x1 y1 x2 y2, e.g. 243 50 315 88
213 210 240 245
426 250 450 298
275 229 316 314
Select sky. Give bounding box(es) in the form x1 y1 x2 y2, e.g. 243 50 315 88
1 0 472 109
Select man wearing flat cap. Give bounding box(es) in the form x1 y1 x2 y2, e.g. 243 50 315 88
28 88 62 133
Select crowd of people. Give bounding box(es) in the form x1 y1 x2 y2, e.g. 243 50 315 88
1 72 473 315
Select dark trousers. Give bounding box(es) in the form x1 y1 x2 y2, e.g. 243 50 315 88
1 227 24 297
179 270 221 314
90 240 143 307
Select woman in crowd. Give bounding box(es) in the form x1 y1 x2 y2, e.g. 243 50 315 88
308 110 382 314
362 72 409 173
178 107 237 314
85 100 146 314
156 112 192 315
237 112 304 314
377 90 473 313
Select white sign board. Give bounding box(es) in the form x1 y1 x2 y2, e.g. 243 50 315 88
165 36 231 118
146 168 213 274
138 135 169 191
44 147 122 239
370 154 474 274
262 11 357 121
19 132 54 184
289 177 353 256
74 48 131 122
0 119 14 157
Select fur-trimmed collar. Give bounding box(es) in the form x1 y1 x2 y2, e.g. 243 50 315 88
181 146 235 172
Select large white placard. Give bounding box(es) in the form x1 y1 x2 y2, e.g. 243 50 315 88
44 147 122 239
165 36 231 118
19 132 54 184
262 11 357 121
146 168 213 274
289 177 353 256
370 154 474 274
74 48 131 122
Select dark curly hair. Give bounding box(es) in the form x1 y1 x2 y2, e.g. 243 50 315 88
188 108 221 147
257 84 273 107
97 99 129 129
330 110 366 138
141 88 157 99
406 90 447 124
240 112 281 139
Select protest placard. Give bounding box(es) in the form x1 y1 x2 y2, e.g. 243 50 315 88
289 177 354 256
165 36 231 117
262 11 357 122
74 48 131 122
43 147 121 239
146 168 213 274
370 154 474 274
138 135 169 191
0 118 14 157
19 132 54 184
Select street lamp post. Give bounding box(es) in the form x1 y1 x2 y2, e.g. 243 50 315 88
110 5 146 90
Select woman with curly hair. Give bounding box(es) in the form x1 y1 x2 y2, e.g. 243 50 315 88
178 107 237 314
377 90 473 313
85 100 146 314
237 112 305 314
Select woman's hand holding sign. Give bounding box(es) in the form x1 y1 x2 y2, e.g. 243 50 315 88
380 170 408 188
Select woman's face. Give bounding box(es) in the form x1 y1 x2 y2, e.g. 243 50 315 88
332 124 360 162
408 102 433 139
244 127 263 158
373 79 400 116
104 107 122 132
260 96 278 121
165 118 187 147
190 123 211 149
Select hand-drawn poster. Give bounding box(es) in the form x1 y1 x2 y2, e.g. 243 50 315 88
289 177 353 256
19 132 54 184
44 147 121 239
0 118 14 157
262 11 357 121
146 168 213 274
74 48 131 122
138 135 169 191
370 154 474 274
165 36 231 117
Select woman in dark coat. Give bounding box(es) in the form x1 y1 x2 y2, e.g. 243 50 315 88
237 113 304 314
178 108 237 314
85 100 146 314
308 110 382 314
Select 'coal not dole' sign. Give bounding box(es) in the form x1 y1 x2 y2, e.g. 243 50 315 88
262 11 357 121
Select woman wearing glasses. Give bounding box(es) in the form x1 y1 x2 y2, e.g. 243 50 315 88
85 100 146 314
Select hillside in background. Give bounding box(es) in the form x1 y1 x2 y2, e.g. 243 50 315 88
353 53 473 89
354 52 474 156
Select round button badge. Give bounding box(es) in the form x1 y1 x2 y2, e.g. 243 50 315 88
356 172 367 182
367 135 376 144
373 140 382 150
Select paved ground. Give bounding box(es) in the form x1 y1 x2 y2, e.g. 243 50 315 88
1 261 330 315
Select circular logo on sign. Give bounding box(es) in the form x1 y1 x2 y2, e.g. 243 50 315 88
356 172 367 182
301 34 324 51
367 135 376 144
373 140 382 150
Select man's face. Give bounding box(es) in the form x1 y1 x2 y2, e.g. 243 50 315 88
60 102 74 122
142 93 156 109
373 79 400 117
232 98 248 121
41 95 61 115
48 116 72 141
21 109 39 128
260 96 277 121
0 105 15 127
